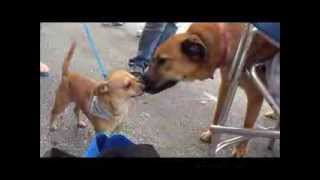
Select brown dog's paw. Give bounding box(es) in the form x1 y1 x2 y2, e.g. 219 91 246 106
232 145 248 157
200 130 212 143
77 121 87 128
264 111 278 120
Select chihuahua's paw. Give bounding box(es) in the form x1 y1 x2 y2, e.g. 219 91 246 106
77 120 87 128
49 123 58 132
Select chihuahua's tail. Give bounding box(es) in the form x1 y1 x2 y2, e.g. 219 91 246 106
62 41 76 77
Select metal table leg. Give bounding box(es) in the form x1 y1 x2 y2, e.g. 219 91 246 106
209 24 257 156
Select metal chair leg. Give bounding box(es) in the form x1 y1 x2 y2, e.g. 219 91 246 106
267 138 276 151
250 63 280 116
250 61 280 151
210 125 280 139
215 136 248 154
268 120 280 150
209 24 257 156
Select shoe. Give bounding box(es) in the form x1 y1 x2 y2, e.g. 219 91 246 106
129 64 145 79
40 62 50 77
111 23 124 26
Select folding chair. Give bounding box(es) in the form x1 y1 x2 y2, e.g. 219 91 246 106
209 23 280 156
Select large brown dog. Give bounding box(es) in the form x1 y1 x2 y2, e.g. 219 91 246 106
50 41 145 133
143 23 279 157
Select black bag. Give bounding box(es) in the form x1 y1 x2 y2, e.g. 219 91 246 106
43 144 160 158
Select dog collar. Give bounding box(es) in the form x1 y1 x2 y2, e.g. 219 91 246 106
216 31 229 68
209 31 228 79
89 96 113 120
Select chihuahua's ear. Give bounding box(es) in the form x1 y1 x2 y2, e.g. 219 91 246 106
93 82 109 96
181 34 207 61
123 78 132 89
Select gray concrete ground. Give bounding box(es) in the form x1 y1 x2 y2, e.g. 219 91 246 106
40 23 280 157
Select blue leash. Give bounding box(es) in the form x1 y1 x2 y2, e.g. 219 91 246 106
83 23 108 79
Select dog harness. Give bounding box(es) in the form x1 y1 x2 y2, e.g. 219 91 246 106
89 96 113 120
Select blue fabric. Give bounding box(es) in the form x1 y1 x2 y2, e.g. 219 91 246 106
102 134 134 151
253 23 280 43
83 132 135 157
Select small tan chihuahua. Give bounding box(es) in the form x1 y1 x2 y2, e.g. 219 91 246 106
49 41 145 133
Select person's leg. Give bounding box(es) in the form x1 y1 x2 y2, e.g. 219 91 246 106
156 23 178 48
129 23 177 76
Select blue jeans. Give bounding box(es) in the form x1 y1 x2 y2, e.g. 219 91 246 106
129 23 178 69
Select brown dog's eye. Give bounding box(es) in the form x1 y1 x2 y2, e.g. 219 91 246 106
164 64 171 71
157 58 166 66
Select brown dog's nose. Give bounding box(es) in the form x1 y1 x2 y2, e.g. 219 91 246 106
140 84 145 90
141 74 152 91
141 74 148 84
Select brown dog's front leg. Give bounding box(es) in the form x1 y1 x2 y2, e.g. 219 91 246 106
232 86 263 157
200 77 230 143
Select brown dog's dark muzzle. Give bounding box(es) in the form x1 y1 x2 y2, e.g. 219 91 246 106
142 74 178 94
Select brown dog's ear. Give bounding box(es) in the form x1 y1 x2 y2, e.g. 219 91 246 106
93 82 109 96
181 35 207 60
